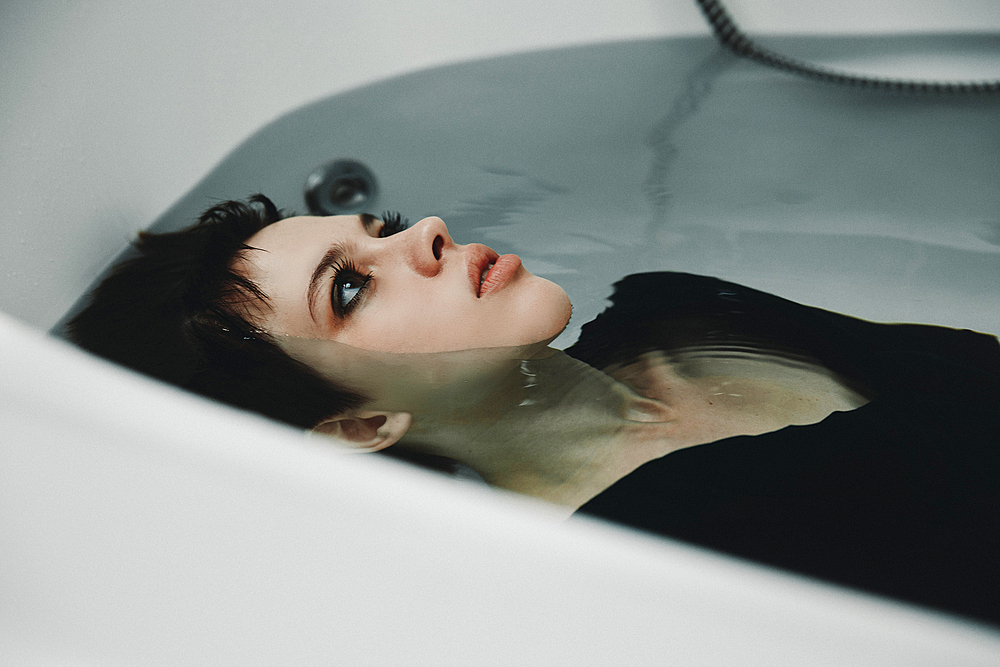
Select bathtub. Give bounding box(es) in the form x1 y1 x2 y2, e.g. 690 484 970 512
3 1 1000 664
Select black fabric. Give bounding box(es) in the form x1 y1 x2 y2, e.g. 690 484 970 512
568 272 1000 626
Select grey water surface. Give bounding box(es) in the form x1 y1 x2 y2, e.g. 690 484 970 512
66 34 1000 342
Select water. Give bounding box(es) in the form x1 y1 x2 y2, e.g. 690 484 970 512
58 34 1000 344
55 32 999 498
278 323 871 490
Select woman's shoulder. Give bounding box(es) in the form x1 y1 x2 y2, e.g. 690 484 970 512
584 271 754 318
564 271 843 371
565 271 1000 393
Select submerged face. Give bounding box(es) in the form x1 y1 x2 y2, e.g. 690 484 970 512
237 213 572 355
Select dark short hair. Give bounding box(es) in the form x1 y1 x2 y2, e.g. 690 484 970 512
67 195 367 428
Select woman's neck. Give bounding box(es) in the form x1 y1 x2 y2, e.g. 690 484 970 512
400 349 682 513
400 345 870 515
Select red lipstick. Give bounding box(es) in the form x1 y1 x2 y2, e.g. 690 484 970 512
467 243 520 297
479 254 521 297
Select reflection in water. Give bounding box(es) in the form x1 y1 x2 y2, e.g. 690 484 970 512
643 48 733 248
607 343 869 428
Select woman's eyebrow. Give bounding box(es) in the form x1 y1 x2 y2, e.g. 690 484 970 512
307 244 346 323
306 215 373 323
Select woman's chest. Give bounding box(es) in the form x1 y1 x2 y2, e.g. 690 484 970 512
607 347 871 446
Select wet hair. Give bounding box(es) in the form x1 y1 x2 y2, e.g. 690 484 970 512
66 195 367 428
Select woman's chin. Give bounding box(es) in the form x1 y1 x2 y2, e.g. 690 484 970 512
523 276 573 345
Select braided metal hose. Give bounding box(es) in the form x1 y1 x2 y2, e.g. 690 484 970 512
694 0 1000 93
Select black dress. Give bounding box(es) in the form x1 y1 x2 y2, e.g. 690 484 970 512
567 272 1000 626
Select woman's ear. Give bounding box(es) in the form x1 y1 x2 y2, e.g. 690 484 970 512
310 411 412 452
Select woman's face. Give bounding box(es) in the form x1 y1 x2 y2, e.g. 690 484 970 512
237 213 572 354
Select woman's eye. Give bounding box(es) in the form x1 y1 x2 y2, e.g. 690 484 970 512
332 270 370 316
379 211 410 237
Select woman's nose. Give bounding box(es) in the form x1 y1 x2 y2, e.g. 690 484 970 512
401 216 452 277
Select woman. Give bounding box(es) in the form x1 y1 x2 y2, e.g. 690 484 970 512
68 195 1000 626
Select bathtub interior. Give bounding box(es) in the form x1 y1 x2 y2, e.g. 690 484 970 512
3 1 1000 664
76 33 1000 347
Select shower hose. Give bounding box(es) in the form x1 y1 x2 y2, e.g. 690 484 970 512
694 0 1000 93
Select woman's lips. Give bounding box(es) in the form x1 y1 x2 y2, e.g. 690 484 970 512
467 244 520 297
479 254 521 297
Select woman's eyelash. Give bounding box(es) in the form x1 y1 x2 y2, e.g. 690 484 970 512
330 212 407 317
379 211 410 237
330 259 372 317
